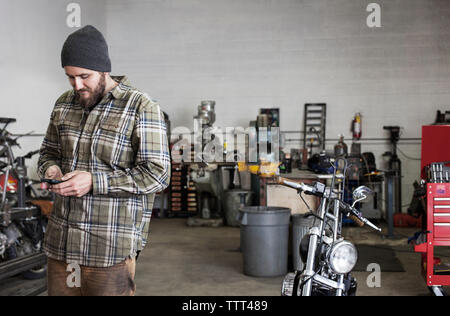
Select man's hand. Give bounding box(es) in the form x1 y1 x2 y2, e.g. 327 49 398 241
44 165 63 180
50 170 93 197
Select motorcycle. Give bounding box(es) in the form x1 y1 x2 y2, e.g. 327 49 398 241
280 158 381 296
0 117 48 281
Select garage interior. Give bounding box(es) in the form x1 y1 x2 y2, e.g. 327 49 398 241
1 0 450 297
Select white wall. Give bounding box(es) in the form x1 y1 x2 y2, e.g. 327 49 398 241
1 0 450 211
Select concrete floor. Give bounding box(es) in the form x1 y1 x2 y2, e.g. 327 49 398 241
135 217 281 296
131 217 449 296
31 217 449 296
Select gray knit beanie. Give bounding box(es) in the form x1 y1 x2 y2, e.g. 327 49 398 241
61 25 111 72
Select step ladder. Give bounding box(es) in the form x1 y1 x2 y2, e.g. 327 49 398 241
303 103 326 155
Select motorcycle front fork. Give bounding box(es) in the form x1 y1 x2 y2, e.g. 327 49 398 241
301 198 346 296
302 227 319 296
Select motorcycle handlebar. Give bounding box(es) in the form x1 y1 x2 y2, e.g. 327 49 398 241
277 177 318 195
339 200 382 232
277 176 382 232
348 214 364 227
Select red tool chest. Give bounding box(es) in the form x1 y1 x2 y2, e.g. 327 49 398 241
414 125 450 289
414 183 450 286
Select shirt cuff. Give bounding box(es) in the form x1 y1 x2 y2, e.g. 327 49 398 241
91 172 109 195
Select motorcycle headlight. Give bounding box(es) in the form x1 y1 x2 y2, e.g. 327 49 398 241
327 241 358 274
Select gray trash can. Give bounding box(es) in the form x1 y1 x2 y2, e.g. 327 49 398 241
292 214 315 271
239 206 291 277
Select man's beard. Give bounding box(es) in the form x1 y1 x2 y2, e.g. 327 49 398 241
75 73 106 109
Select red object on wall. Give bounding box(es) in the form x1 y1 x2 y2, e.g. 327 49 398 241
352 112 362 140
421 125 450 180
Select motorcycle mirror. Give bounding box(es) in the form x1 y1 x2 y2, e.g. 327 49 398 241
351 186 374 207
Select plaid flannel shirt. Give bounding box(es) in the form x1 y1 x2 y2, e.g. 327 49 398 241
38 76 170 267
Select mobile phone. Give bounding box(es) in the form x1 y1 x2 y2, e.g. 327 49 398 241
40 178 64 185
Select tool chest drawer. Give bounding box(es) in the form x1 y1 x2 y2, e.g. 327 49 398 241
434 223 450 238
433 198 450 224
432 196 450 239
433 213 450 223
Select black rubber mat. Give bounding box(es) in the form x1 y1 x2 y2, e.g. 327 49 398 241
353 244 405 272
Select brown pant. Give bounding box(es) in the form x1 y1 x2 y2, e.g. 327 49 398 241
47 257 136 296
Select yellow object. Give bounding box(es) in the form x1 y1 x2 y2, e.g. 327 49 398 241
259 161 280 177
249 165 260 174
237 161 280 178
237 162 248 172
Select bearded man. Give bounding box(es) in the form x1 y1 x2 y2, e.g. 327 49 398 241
38 25 170 296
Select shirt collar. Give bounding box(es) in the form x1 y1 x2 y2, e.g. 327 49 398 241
110 75 132 100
